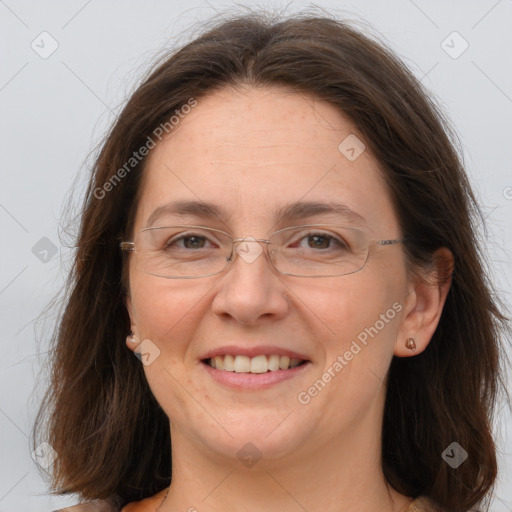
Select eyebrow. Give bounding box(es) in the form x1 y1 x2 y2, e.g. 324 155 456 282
145 200 366 228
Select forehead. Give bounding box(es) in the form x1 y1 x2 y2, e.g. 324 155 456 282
134 86 399 235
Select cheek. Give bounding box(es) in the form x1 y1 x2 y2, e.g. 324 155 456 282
129 273 208 353
290 273 405 436
128 275 210 419
306 260 407 381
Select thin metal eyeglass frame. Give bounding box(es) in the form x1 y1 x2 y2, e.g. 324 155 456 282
119 224 406 279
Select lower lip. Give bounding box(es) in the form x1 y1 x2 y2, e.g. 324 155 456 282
201 361 311 389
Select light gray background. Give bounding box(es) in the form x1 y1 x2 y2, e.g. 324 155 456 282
0 1 511 510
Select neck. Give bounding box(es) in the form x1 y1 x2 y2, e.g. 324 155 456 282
159 400 412 512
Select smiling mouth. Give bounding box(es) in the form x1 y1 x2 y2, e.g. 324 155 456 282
204 354 307 373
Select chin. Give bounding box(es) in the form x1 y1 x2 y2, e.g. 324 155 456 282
191 407 317 465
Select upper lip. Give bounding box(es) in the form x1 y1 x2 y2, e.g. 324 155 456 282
200 345 310 361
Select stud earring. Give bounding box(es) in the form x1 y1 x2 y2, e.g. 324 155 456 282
405 338 416 352
126 331 138 344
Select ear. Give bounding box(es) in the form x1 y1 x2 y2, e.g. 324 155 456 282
394 247 454 357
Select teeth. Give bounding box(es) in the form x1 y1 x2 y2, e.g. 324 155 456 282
250 355 268 374
279 356 290 370
223 354 235 371
207 354 304 373
234 355 251 373
268 354 280 371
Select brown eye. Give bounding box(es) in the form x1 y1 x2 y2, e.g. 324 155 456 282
178 235 208 249
291 231 349 251
307 234 332 249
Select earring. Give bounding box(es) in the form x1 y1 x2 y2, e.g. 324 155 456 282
405 338 416 352
126 331 138 344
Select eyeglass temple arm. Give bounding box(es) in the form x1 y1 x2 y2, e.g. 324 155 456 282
120 242 135 252
377 238 406 246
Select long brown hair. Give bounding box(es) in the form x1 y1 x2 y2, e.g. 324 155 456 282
33 8 510 511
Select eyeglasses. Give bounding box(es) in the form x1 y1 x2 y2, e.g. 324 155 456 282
120 224 405 279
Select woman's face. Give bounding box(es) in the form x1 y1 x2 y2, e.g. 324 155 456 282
126 86 414 464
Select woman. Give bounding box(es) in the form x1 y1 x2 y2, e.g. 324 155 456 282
34 9 509 512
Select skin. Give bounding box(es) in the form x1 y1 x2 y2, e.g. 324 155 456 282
124 85 453 512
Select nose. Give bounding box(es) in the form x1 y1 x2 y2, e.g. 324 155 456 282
210 238 289 326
